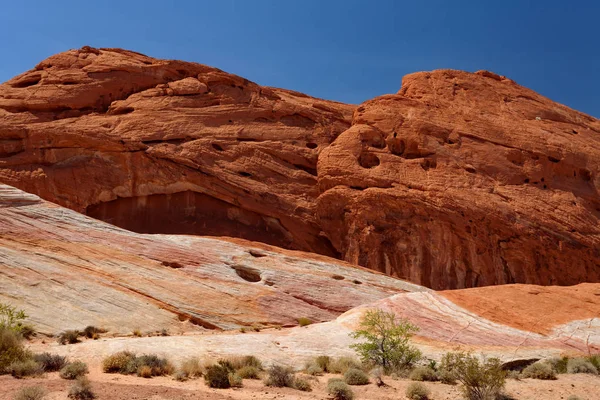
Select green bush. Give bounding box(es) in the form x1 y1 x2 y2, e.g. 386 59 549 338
9 359 43 378
34 353 67 372
298 317 312 327
178 357 203 379
439 352 506 400
350 309 421 372
294 376 312 391
521 362 556 380
228 372 243 387
68 377 96 400
329 357 363 374
546 356 569 374
344 368 369 385
13 386 46 400
264 365 295 387
60 361 89 380
0 327 31 374
0 303 29 335
237 365 260 379
327 378 354 400
102 351 136 373
567 358 598 374
410 366 438 382
204 364 231 388
57 330 80 345
406 382 430 400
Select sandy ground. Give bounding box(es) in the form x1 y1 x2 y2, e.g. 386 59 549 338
2 368 599 400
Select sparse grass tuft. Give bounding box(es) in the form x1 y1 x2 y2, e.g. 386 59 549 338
237 365 260 379
178 357 203 379
406 382 430 400
59 361 89 380
137 365 152 378
305 362 323 376
328 357 363 374
13 386 46 400
297 317 312 327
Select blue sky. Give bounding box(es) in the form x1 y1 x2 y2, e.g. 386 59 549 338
1 0 598 117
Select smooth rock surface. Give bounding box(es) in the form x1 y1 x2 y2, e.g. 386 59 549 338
0 184 424 335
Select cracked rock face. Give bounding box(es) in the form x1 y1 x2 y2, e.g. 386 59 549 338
1 48 599 289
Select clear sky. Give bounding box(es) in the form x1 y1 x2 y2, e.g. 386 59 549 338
1 0 598 117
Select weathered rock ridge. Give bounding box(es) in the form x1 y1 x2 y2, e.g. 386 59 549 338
0 184 424 334
1 47 599 289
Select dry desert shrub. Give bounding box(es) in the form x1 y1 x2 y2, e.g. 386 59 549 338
204 364 231 388
293 376 312 391
406 382 430 400
68 377 96 400
343 367 369 385
410 366 438 382
327 378 354 400
567 358 598 374
34 353 67 372
13 386 46 400
264 364 295 387
59 361 88 380
9 359 43 378
521 362 556 380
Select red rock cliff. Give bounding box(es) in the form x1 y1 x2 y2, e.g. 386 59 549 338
1 48 599 289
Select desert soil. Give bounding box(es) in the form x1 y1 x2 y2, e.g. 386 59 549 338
2 367 599 400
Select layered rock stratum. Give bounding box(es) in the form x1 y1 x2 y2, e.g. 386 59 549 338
2 184 599 363
1 47 599 289
0 184 424 335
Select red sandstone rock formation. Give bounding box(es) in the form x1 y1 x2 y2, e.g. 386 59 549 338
0 46 353 258
1 47 599 289
317 70 600 288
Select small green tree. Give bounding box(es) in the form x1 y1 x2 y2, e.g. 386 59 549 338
349 309 421 372
0 303 28 334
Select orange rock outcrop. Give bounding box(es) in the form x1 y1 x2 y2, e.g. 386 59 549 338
1 47 599 289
